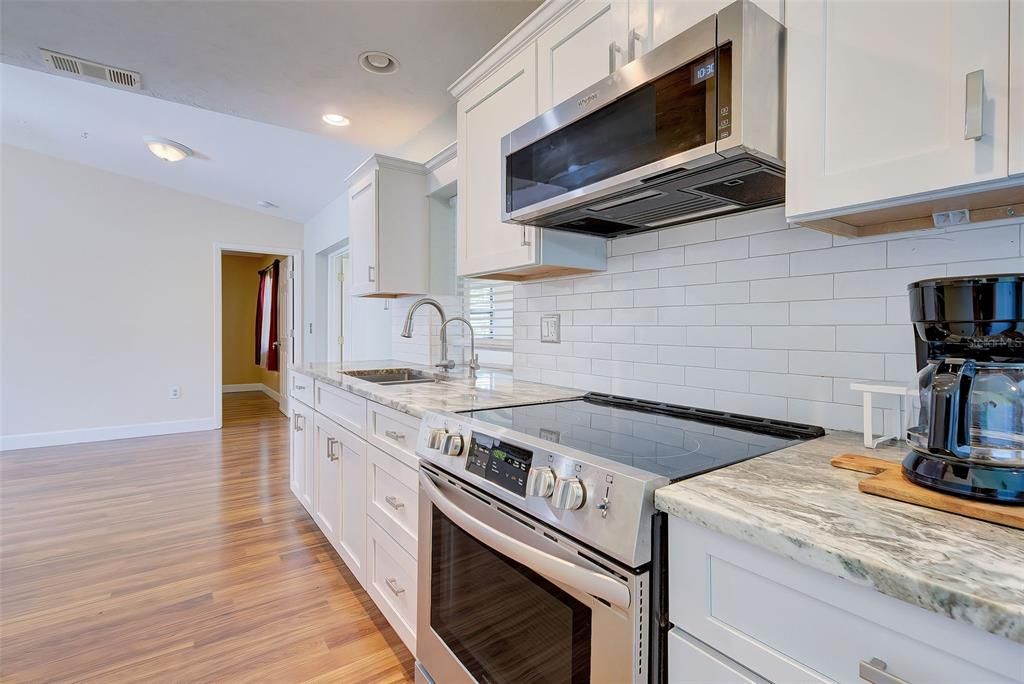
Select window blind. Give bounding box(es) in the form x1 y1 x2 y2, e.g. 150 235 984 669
462 278 514 350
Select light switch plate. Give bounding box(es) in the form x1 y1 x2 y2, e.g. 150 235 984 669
541 314 561 343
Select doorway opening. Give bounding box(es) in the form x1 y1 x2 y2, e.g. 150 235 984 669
327 247 348 363
214 243 302 429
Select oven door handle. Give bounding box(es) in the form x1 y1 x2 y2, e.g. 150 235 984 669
420 471 631 610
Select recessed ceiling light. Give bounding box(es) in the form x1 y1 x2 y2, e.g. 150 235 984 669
359 51 400 75
322 113 350 127
256 200 279 209
143 136 192 162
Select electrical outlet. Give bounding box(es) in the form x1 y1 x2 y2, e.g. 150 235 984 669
168 385 181 399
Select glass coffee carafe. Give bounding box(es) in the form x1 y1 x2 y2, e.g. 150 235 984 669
903 274 1024 503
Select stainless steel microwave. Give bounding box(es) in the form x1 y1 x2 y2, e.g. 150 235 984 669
500 0 785 238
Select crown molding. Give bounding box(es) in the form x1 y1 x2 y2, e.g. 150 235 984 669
448 0 580 99
345 152 428 185
424 142 457 171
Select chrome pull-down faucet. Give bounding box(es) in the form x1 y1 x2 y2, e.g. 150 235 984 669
439 317 479 380
400 298 452 373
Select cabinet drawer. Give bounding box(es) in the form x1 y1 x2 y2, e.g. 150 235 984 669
366 401 420 468
669 518 1023 684
667 629 767 684
366 445 418 557
290 371 314 407
314 382 366 437
366 518 416 653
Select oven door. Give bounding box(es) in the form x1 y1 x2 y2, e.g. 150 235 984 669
501 14 723 226
416 466 647 684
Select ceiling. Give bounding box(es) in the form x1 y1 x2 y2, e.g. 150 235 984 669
0 0 539 220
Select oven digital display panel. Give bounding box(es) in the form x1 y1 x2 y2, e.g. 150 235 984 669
466 433 533 496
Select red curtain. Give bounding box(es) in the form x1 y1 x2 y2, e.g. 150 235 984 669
254 270 267 364
267 260 280 371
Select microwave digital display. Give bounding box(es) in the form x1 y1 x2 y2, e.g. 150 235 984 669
692 56 715 84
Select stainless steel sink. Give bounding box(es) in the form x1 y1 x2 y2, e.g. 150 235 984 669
342 368 438 385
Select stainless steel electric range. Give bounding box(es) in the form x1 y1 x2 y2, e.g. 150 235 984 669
414 393 824 684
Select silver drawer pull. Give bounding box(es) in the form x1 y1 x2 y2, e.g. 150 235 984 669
385 429 406 442
964 69 984 141
293 413 303 432
385 577 405 596
860 658 910 684
385 495 405 510
326 437 339 461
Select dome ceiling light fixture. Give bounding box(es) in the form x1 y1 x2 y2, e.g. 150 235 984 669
256 200 279 210
359 51 400 75
321 113 350 127
143 136 192 162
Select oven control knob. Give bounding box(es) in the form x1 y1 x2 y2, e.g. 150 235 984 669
441 433 465 457
552 477 586 510
427 428 448 450
526 467 556 498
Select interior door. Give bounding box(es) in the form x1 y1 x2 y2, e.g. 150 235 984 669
457 46 538 277
314 415 341 548
349 172 377 295
786 0 1010 216
537 0 630 111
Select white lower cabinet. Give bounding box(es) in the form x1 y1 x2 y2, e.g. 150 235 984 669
289 399 314 514
668 518 1023 684
366 517 418 653
312 413 342 549
667 629 766 684
313 412 367 585
366 444 419 555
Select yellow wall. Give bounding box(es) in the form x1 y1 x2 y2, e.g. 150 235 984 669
221 253 283 391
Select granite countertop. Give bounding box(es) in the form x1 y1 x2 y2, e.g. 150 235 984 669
655 431 1024 643
291 359 581 418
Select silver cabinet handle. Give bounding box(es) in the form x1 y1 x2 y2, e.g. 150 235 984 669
368 265 376 282
385 495 405 510
608 41 621 74
385 577 405 596
521 226 531 247
293 413 304 432
385 429 406 442
860 658 911 684
964 69 984 141
326 437 339 461
627 27 644 62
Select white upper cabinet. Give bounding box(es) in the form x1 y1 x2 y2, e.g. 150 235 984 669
786 0 1011 220
346 155 429 297
537 1 631 111
648 0 781 49
1011 0 1023 176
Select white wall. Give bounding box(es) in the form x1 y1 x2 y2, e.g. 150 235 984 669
0 145 303 448
512 207 1024 433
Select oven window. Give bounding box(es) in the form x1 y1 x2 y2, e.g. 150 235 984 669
430 506 591 683
507 49 719 213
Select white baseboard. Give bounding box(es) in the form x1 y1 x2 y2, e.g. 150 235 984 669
260 384 282 404
0 417 219 451
223 383 262 393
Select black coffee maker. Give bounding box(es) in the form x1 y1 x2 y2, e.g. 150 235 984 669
904 274 1024 503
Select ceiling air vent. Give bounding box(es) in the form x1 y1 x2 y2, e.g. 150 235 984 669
40 49 141 90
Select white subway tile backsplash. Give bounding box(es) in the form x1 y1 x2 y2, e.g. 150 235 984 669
717 254 790 282
749 227 832 256
751 274 833 302
790 298 886 325
613 270 659 290
687 326 750 348
685 236 748 264
790 242 887 276
610 232 659 256
752 325 836 351
750 372 833 401
716 302 789 325
592 291 634 308
834 264 946 298
790 351 884 379
687 367 749 392
635 326 686 345
513 207 1012 432
716 348 788 373
686 282 749 305
716 207 787 239
887 224 1019 266
836 325 914 354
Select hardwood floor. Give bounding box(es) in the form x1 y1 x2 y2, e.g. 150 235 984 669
0 392 415 683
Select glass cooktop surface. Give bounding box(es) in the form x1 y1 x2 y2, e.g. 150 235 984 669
462 393 824 482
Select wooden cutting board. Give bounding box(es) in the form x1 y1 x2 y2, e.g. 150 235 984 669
831 454 1024 530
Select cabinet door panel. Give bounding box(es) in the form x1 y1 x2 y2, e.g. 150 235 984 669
650 0 781 49
337 431 367 585
313 416 341 546
787 0 1010 217
290 401 314 513
1011 0 1023 175
537 0 630 111
348 173 377 295
458 47 538 277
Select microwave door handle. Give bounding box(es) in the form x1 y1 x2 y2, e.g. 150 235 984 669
420 471 631 610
